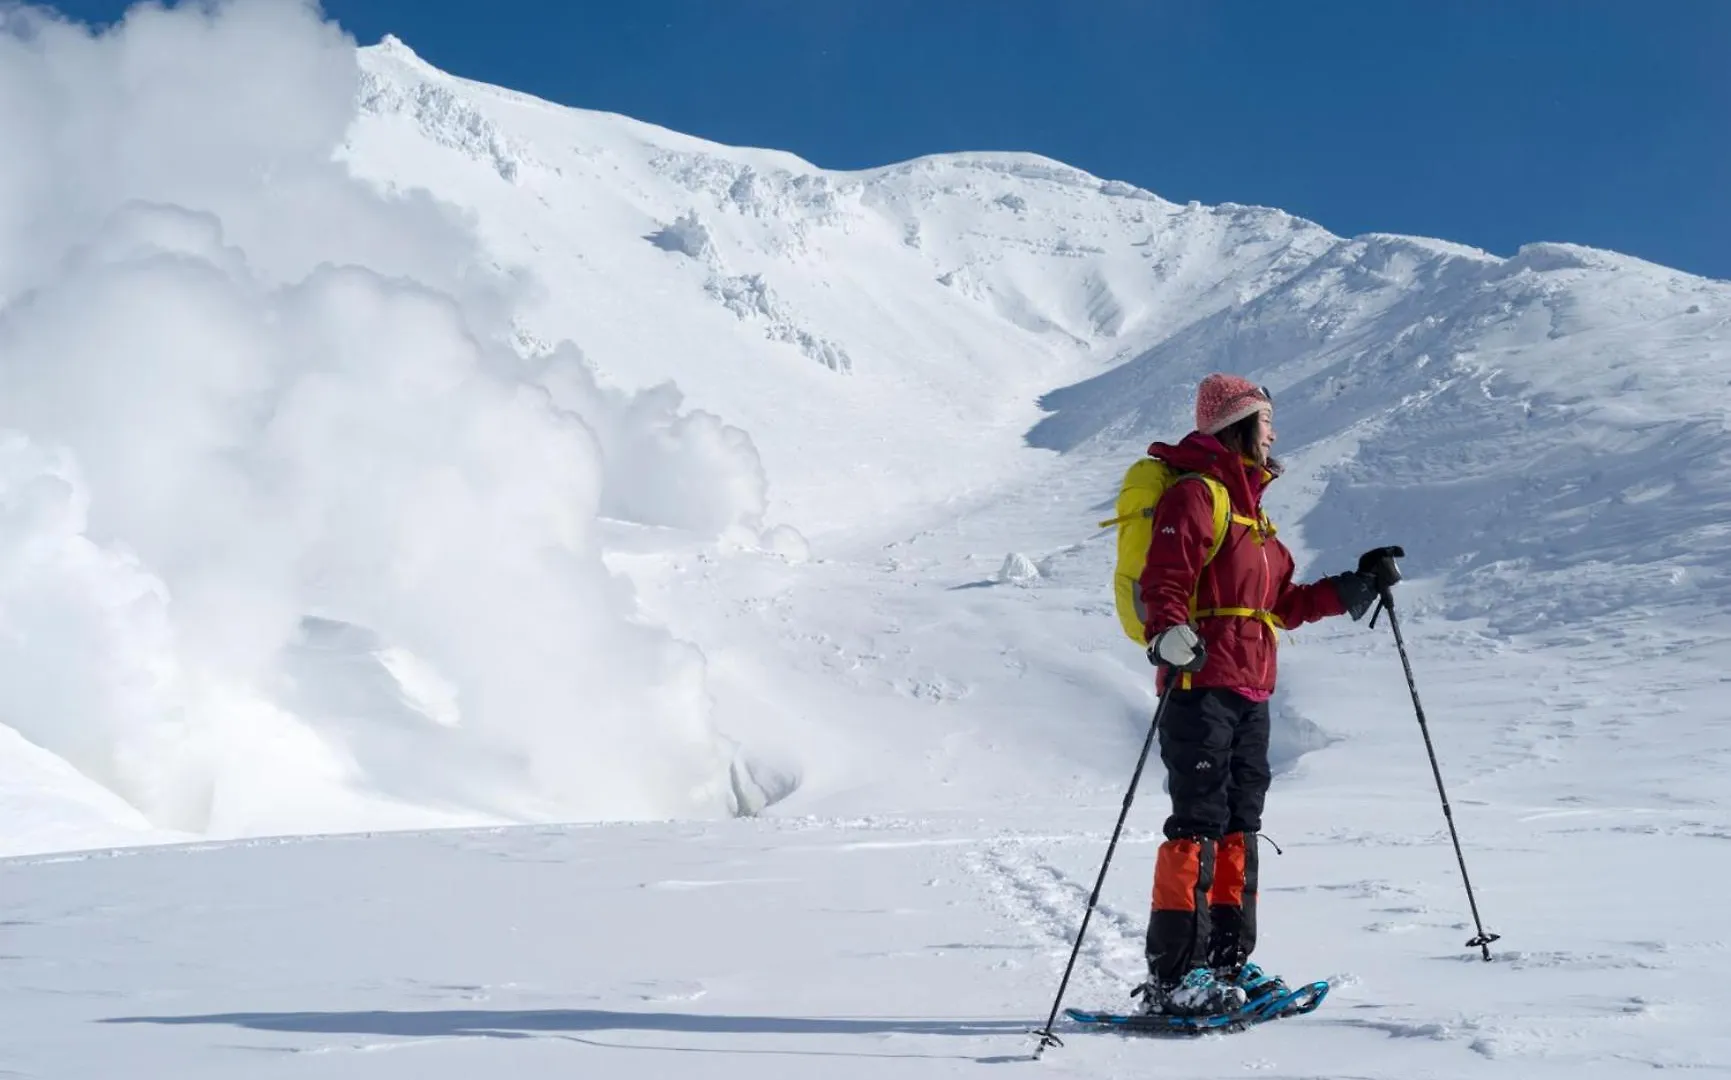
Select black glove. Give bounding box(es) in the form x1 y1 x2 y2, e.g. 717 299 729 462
1356 545 1405 594
1332 571 1377 621
1147 624 1207 673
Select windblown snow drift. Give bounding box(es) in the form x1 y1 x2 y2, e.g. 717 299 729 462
0 0 779 839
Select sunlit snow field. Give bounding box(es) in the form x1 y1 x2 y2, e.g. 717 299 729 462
0 3 1727 1076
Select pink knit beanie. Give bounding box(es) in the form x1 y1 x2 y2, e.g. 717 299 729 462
1195 373 1271 435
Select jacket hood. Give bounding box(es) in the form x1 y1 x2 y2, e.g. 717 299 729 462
1147 431 1276 511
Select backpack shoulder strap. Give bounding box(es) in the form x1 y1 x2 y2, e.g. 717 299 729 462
1180 473 1231 567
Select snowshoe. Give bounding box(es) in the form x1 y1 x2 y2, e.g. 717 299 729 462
1219 961 1289 1008
1131 967 1247 1017
1064 969 1331 1037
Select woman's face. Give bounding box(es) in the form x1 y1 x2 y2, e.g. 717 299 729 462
1251 408 1276 464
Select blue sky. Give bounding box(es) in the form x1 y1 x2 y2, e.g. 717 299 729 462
46 0 1731 281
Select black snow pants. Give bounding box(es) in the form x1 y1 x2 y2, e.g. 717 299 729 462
1145 687 1272 984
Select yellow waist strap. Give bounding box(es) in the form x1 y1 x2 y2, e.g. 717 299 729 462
1192 606 1284 631
1176 607 1286 689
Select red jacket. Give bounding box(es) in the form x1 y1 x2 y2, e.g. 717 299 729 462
1138 432 1345 694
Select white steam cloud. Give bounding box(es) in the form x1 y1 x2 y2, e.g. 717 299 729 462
0 0 778 837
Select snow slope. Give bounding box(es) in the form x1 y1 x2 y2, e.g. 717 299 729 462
2 2 1730 1076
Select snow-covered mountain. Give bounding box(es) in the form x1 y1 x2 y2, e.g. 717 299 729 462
3 5 1728 851
345 36 1350 534
3 5 1730 1076
351 34 1731 640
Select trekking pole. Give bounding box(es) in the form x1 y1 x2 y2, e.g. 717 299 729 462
1366 548 1500 962
1031 683 1175 1058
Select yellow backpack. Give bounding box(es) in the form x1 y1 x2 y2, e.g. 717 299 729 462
1099 458 1231 644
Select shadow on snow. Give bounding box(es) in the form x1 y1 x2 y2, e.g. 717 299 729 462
102 1008 1038 1061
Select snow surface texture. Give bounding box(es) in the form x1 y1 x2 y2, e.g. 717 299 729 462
3 1 1731 1077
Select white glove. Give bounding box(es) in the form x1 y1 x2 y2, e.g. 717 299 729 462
1147 624 1206 672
